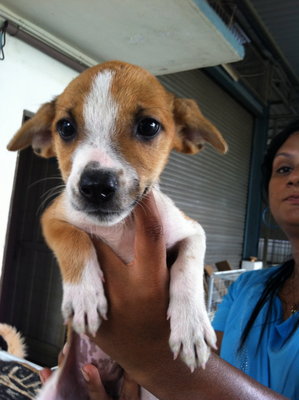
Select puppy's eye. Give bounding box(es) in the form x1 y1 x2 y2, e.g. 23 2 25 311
56 119 76 141
136 118 161 140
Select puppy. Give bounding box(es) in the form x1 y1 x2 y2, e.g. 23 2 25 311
8 61 227 399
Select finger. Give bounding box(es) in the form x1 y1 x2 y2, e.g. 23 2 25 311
39 368 52 384
120 372 140 400
81 364 112 400
57 342 68 366
133 192 166 265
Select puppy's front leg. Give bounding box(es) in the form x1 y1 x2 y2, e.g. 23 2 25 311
41 202 107 336
167 226 216 372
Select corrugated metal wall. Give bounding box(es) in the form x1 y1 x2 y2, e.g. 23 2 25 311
159 69 253 266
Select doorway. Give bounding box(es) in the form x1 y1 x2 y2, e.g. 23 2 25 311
0 144 65 367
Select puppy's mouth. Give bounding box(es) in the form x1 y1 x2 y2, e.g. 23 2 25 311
69 186 149 224
66 161 154 224
72 199 136 218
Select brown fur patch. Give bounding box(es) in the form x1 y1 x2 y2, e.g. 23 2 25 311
173 98 228 154
41 198 92 283
51 72 95 180
7 101 56 158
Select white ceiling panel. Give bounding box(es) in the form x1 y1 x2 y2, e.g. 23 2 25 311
0 0 244 74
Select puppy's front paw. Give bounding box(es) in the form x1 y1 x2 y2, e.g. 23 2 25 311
168 300 216 372
62 258 107 336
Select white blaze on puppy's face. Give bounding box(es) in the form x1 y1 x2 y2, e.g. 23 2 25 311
83 70 117 148
63 68 140 224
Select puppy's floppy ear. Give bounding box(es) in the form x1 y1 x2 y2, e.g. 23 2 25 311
7 100 56 158
172 98 228 155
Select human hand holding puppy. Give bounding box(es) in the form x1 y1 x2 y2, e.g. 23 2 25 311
92 191 169 375
90 193 287 400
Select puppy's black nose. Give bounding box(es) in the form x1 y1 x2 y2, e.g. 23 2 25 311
79 169 118 204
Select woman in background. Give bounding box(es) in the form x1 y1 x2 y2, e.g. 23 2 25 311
212 120 299 400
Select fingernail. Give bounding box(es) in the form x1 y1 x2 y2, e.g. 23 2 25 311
81 367 90 382
39 371 46 384
62 343 70 355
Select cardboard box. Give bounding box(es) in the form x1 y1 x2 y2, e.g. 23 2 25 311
241 260 263 270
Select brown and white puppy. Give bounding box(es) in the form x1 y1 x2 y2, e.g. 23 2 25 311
8 61 227 399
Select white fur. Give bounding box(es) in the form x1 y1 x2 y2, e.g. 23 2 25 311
62 248 107 336
36 370 60 400
67 70 119 204
141 388 158 400
167 235 214 370
155 191 216 370
66 144 138 221
84 70 117 146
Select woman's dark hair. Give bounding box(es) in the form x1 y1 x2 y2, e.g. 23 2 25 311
240 120 299 349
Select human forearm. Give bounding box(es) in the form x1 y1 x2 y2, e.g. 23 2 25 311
129 345 287 400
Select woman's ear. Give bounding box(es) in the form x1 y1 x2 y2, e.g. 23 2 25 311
7 100 57 158
172 98 228 155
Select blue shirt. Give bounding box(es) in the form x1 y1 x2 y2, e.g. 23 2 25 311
212 266 299 400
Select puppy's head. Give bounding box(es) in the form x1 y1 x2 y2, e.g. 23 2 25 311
8 61 227 225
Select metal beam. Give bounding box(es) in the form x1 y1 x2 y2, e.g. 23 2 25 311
6 20 88 73
205 65 264 116
242 109 269 259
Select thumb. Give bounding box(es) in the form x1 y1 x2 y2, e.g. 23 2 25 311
82 364 112 400
133 191 166 266
39 368 52 384
92 239 128 280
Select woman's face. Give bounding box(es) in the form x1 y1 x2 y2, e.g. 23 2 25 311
269 131 299 234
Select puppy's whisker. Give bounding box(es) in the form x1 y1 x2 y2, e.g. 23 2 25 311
37 195 59 216
28 176 62 189
40 184 65 199
37 185 65 216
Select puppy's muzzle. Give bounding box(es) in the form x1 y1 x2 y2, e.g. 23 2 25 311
79 168 118 205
